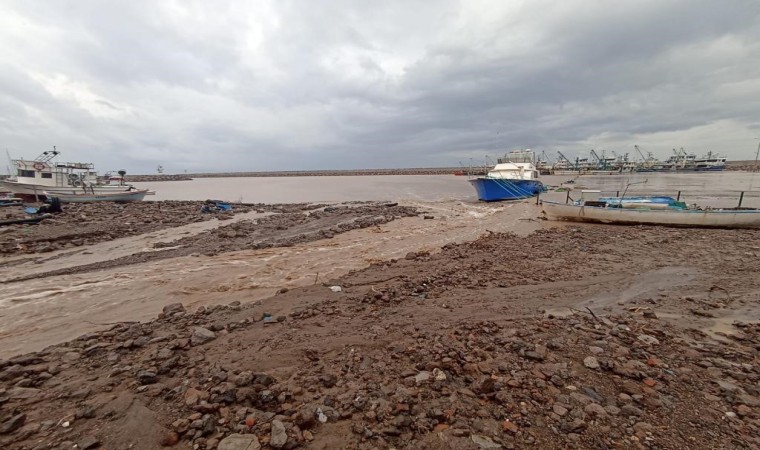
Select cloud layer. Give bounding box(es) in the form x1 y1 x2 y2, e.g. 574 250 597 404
2 0 760 173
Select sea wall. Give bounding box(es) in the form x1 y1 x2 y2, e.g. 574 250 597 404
125 167 487 182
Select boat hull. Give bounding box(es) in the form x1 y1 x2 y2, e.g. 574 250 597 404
47 190 149 203
0 180 134 200
469 178 544 201
542 201 760 228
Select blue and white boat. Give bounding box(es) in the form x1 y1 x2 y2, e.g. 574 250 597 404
469 151 544 201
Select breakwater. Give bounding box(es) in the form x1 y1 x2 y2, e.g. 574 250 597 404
125 167 486 182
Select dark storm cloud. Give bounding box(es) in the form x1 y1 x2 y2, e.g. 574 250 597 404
1 0 759 173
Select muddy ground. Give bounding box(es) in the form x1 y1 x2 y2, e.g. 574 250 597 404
1 224 759 450
0 201 320 257
1 202 419 282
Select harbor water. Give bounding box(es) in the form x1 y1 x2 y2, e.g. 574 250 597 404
133 171 760 208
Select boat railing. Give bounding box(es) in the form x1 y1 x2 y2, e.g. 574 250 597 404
54 162 95 170
563 188 760 209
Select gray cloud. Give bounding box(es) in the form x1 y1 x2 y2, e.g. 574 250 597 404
1 0 759 173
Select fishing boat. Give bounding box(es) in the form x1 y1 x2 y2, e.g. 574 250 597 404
0 148 142 200
542 192 760 228
469 150 545 201
45 189 151 203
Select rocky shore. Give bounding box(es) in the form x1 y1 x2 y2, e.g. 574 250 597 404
1 224 759 449
1 201 264 257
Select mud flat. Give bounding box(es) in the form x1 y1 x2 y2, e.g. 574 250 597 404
2 202 760 449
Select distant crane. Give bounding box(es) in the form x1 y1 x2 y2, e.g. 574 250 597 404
634 145 647 162
556 150 577 170
556 150 571 163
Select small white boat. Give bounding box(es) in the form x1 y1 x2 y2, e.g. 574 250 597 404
45 189 151 203
542 201 760 228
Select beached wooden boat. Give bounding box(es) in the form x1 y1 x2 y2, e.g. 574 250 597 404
542 201 760 228
45 189 150 203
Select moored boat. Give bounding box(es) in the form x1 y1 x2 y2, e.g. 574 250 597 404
542 196 760 228
45 189 151 203
0 148 146 200
469 150 545 201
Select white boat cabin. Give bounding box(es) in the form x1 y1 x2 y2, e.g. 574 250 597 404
14 159 99 187
486 162 539 180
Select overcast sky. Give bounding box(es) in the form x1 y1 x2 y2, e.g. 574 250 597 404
2 0 760 173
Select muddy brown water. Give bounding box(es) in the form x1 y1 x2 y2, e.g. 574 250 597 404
134 171 760 208
133 172 760 207
3 171 760 358
0 200 546 358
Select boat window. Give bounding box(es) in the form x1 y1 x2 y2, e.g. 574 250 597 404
41 172 53 178
18 169 36 177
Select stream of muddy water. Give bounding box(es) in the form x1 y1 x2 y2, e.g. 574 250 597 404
3 171 760 357
0 200 545 357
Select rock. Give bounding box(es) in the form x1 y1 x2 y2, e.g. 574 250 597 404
502 420 519 434
637 334 660 346
561 419 587 433
270 420 288 448
583 356 600 370
320 374 337 388
584 403 607 417
162 303 186 316
472 376 496 394
70 386 92 399
62 352 81 363
191 327 216 346
137 370 158 385
415 371 431 384
217 433 261 450
235 371 254 387
78 436 100 449
471 434 502 448
160 431 180 446
553 404 569 416
7 387 40 399
633 421 654 436
0 413 26 434
620 405 643 417
75 405 97 419
524 351 544 361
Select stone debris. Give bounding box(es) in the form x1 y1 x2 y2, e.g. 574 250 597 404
1 226 759 449
190 327 216 346
218 433 261 450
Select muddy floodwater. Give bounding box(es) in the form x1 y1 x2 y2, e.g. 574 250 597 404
133 172 760 207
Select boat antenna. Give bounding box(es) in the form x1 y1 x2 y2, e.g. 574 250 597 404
620 178 648 202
